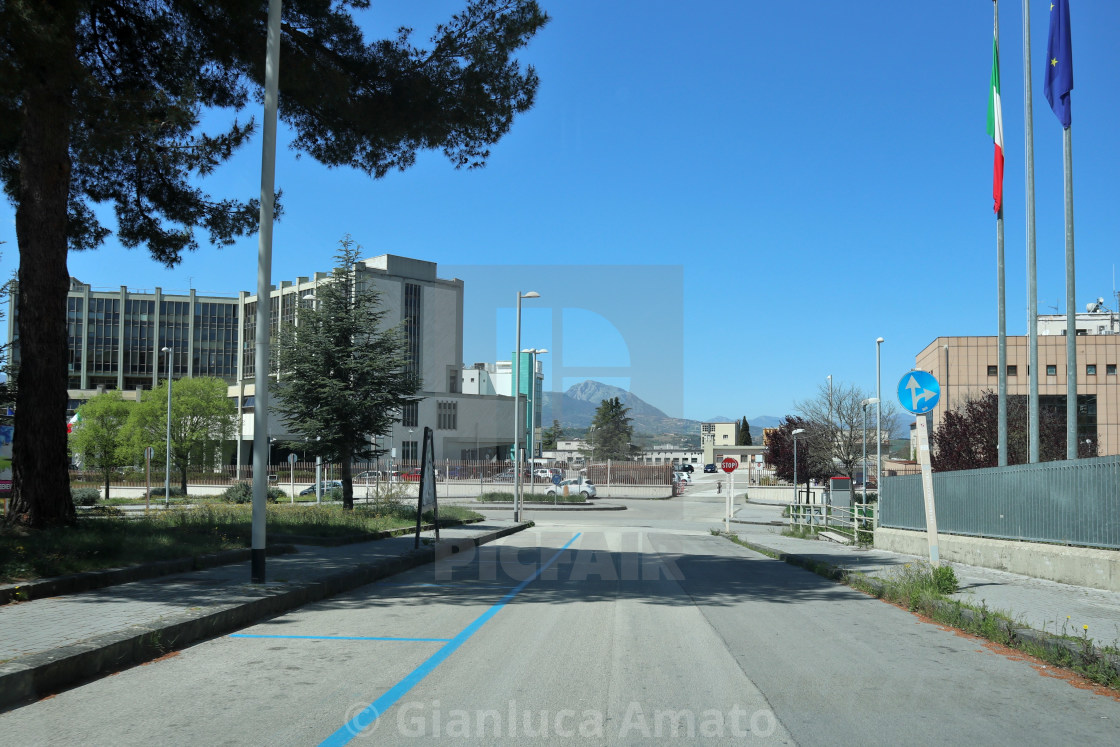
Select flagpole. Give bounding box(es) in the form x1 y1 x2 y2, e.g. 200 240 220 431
1063 126 1077 458
994 1 1008 466
1021 0 1040 463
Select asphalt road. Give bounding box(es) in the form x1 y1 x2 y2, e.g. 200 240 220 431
3 483 1119 745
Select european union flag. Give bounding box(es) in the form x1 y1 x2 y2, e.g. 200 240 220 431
1045 0 1073 128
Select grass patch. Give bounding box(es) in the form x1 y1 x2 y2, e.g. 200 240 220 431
0 502 483 583
720 532 1120 691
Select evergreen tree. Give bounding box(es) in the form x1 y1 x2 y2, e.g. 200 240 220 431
585 397 634 462
271 236 420 510
541 419 562 450
1 1 548 527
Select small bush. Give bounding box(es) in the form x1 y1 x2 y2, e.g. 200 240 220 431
222 482 284 504
71 487 101 506
149 486 187 498
932 564 959 594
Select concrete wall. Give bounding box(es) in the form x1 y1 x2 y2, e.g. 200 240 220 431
875 527 1120 593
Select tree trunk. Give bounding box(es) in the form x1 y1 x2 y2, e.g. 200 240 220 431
180 465 188 496
6 11 78 528
104 473 110 502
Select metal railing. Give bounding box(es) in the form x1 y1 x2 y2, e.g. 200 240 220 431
788 499 875 545
879 455 1120 549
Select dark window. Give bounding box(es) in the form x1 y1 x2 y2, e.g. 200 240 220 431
987 365 998 376
1108 364 1117 376
1086 364 1097 376
1046 364 1057 376
1007 365 1018 376
403 441 418 460
402 402 419 427
404 283 421 378
437 401 457 430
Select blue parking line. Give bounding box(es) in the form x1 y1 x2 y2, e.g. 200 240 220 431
230 634 452 642
318 532 581 747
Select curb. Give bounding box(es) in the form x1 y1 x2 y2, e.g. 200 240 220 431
0 545 298 606
727 534 1120 688
270 517 484 546
0 522 531 711
469 502 627 512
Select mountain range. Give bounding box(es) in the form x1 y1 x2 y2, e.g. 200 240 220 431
541 380 780 442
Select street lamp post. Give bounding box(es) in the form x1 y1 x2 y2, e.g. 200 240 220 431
876 337 884 502
160 347 173 508
513 291 540 522
860 398 879 505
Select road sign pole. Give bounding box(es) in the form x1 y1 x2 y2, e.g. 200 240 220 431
914 415 940 567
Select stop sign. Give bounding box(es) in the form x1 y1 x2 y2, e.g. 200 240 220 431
721 457 739 473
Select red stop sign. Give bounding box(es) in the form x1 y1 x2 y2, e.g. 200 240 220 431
721 458 739 473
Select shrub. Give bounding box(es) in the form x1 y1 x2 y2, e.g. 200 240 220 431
931 564 959 594
222 482 284 504
71 487 101 506
148 486 186 498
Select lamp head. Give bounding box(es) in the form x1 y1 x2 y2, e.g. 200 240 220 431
521 291 540 299
876 337 884 344
161 346 171 353
792 428 805 435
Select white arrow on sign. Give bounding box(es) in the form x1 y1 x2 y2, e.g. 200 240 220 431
904 374 936 410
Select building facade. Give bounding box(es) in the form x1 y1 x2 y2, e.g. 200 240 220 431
915 321 1120 456
11 254 521 464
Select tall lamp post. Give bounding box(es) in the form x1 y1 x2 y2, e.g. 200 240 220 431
860 398 879 504
513 291 540 522
875 337 884 495
160 347 173 508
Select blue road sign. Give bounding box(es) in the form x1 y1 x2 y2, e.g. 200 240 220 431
897 371 941 415
551 473 562 485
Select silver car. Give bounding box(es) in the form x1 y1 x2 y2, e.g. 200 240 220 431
546 479 597 499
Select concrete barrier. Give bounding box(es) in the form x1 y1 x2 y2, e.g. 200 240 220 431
875 527 1120 593
743 485 825 504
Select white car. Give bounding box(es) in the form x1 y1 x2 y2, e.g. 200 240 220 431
546 479 597 499
674 471 692 484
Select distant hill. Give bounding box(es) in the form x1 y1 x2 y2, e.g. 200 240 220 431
542 381 699 437
542 381 784 444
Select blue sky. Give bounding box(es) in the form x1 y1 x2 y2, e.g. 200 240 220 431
3 0 1119 423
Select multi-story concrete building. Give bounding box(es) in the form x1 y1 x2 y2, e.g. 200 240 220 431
914 302 1120 456
10 254 516 464
701 421 739 464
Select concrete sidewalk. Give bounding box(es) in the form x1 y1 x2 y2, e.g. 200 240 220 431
731 520 1120 649
0 520 527 711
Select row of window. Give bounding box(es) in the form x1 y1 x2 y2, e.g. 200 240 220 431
987 364 1118 377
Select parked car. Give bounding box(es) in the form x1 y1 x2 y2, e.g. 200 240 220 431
546 479 597 499
679 464 694 473
299 480 343 496
491 470 516 483
703 463 717 473
533 468 554 482
674 471 692 484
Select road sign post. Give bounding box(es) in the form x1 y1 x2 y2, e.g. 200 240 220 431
897 372 942 567
721 458 739 532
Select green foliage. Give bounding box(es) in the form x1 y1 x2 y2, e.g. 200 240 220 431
586 397 635 461
272 237 420 510
120 377 235 493
541 419 563 450
221 482 283 504
148 487 187 498
71 488 101 507
931 564 959 594
68 391 135 500
2 1 549 529
737 416 753 445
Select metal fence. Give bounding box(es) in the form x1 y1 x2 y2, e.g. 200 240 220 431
879 455 1120 549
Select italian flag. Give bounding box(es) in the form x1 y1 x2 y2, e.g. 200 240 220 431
987 34 1004 215
67 410 82 434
